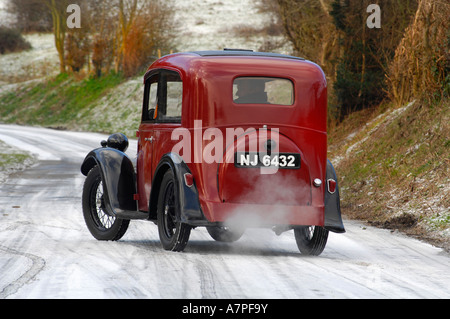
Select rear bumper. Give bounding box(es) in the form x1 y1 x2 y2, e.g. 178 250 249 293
200 200 324 227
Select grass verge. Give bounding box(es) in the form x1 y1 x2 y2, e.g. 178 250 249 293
0 140 36 183
1 72 126 128
329 98 449 251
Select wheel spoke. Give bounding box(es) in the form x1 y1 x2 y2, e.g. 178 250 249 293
92 180 115 230
162 181 177 238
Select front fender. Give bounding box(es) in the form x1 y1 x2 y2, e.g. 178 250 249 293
324 159 346 233
150 153 207 225
81 147 139 217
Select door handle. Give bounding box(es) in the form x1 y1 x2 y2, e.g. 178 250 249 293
145 136 154 143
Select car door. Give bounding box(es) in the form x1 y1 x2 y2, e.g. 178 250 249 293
137 70 183 212
151 70 183 177
137 72 159 211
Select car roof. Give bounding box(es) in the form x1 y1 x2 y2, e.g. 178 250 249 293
187 49 305 61
145 50 308 82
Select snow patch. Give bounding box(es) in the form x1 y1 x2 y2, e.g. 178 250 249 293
0 33 59 84
334 100 416 167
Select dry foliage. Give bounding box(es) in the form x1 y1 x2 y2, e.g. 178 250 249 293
42 0 176 77
117 0 176 77
276 0 338 78
121 15 151 77
65 30 90 73
274 0 421 119
387 0 450 106
91 35 113 78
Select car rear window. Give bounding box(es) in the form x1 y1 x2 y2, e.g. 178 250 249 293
233 77 294 105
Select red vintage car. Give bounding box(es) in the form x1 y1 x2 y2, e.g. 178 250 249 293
81 50 345 255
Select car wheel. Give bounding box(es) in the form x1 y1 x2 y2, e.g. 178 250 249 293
157 170 191 251
206 226 244 242
82 166 130 241
294 226 328 256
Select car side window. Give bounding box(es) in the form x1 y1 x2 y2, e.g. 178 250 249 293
142 74 159 122
158 71 182 123
142 70 182 123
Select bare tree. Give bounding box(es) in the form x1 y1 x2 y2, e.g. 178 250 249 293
276 0 339 78
44 0 71 73
84 0 117 77
27 0 176 77
114 0 176 76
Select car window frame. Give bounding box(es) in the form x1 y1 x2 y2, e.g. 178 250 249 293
159 70 183 123
142 72 159 122
142 69 183 124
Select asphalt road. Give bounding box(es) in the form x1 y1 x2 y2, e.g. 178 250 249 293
0 124 449 299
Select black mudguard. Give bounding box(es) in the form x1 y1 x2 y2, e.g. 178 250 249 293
150 153 207 225
81 147 146 219
324 159 346 233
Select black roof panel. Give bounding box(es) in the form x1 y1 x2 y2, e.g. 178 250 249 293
188 50 305 61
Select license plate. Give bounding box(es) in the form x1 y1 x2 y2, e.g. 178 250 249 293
235 152 300 169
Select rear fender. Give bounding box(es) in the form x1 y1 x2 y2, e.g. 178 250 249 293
150 153 206 225
324 160 346 233
81 148 144 219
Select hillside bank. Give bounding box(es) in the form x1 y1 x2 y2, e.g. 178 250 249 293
329 99 449 252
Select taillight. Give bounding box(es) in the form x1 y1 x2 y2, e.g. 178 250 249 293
327 179 337 194
184 173 194 187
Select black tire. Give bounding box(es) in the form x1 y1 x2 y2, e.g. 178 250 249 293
294 226 329 256
206 226 244 242
157 170 191 251
82 166 130 241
